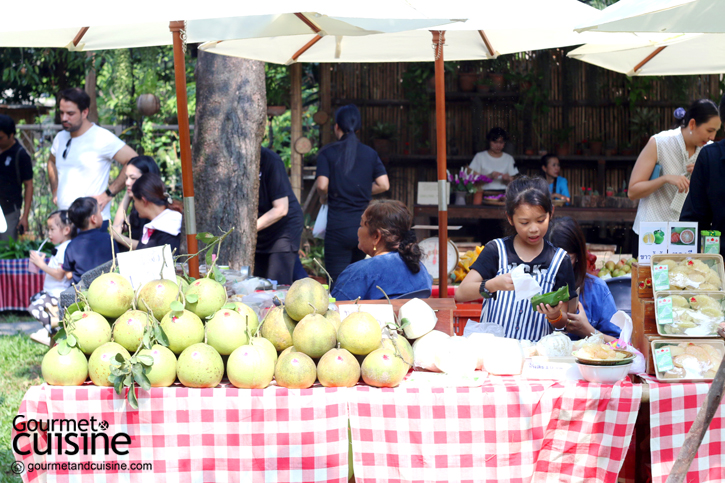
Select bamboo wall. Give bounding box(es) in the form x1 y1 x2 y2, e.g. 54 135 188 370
323 49 722 208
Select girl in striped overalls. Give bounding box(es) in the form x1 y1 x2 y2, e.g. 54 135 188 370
455 176 578 341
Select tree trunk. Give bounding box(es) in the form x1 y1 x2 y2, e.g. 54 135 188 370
192 51 266 271
84 52 99 124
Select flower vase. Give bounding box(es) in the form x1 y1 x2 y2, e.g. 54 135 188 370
454 191 467 206
472 191 483 205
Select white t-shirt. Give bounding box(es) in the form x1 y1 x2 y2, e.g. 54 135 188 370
43 240 72 297
51 124 126 220
469 151 519 191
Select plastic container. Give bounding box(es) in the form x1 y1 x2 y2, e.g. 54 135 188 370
651 339 725 382
701 231 721 255
650 254 725 298
576 361 632 383
655 292 724 338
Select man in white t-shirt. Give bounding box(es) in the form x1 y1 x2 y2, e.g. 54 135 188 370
469 127 518 191
48 88 138 221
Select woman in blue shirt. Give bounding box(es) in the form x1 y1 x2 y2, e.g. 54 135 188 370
332 200 432 301
548 217 621 341
542 154 570 204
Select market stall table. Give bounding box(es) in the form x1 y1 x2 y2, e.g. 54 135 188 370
12 377 641 483
0 259 44 311
414 204 637 225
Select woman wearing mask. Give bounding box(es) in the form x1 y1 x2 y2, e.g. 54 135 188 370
315 104 390 283
628 99 721 252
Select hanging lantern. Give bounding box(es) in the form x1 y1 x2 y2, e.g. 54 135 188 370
136 94 160 116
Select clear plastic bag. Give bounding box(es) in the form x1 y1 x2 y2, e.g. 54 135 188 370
463 320 506 338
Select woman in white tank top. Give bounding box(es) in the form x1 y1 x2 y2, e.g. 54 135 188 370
629 100 721 235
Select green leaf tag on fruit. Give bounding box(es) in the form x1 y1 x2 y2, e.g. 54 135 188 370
657 297 673 325
654 347 674 373
652 265 670 292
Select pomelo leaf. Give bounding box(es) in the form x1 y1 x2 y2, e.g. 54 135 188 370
142 332 151 350
170 301 184 312
196 232 217 244
133 366 151 391
127 385 139 409
114 378 124 396
115 353 126 363
108 373 120 385
124 374 133 387
137 355 154 366
66 334 77 347
57 340 70 356
53 327 66 341
205 249 214 268
154 325 169 346
186 294 198 304
223 303 237 310
71 311 83 321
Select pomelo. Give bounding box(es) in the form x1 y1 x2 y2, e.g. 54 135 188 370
160 310 205 354
69 311 112 355
138 345 177 387
185 278 227 319
177 275 190 293
42 346 88 386
176 343 224 388
137 279 180 320
284 278 328 321
206 309 249 355
250 336 278 364
324 310 342 332
88 342 130 387
274 351 317 389
112 310 151 352
292 314 337 359
227 344 276 389
317 348 360 387
361 348 408 388
87 273 134 319
229 302 260 336
379 333 414 368
260 307 296 352
337 312 382 356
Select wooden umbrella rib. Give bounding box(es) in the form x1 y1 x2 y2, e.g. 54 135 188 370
634 46 667 73
292 35 323 61
73 27 90 47
478 30 495 57
294 13 322 34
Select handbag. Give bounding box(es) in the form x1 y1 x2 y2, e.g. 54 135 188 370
312 204 328 239
649 163 662 180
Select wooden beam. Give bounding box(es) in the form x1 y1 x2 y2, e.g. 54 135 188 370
291 35 323 62
432 30 448 298
634 46 667 73
290 63 303 202
73 27 90 47
294 13 322 33
478 30 495 57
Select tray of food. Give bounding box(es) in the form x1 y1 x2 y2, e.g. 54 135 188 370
650 254 724 298
573 343 634 366
655 293 725 337
651 340 725 382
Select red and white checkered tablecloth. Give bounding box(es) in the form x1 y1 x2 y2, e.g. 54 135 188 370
348 376 642 483
12 383 350 483
648 381 725 483
0 258 44 311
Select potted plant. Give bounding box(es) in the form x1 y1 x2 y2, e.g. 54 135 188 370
476 76 493 93
630 107 660 149
605 186 615 197
581 139 591 156
458 62 478 92
590 137 603 156
621 140 635 156
370 121 397 156
447 168 491 205
604 139 618 157
552 127 574 157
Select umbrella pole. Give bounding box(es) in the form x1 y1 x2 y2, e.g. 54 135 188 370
170 21 200 279
432 31 448 298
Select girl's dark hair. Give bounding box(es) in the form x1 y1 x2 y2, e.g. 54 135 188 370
128 156 161 176
548 217 588 296
48 210 77 238
541 154 558 169
504 176 553 218
674 99 719 128
363 200 422 274
486 127 508 143
68 197 98 230
131 173 172 208
334 104 362 175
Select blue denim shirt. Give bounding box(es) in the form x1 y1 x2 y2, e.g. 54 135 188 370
569 274 622 340
332 252 432 301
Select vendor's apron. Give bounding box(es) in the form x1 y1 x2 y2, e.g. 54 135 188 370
479 239 567 341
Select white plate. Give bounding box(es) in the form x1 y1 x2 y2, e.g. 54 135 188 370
419 237 459 281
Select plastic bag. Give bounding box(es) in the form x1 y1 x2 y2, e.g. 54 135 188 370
463 320 506 338
313 204 328 239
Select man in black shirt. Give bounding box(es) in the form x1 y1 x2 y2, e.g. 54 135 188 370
255 148 304 285
0 115 33 242
680 95 725 255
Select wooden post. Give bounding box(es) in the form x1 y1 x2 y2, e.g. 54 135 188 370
319 63 333 146
432 31 448 298
290 63 303 202
169 21 199 279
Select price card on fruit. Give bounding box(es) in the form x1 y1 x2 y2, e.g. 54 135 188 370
638 221 668 265
657 297 673 325
654 347 674 373
652 265 670 292
118 245 176 290
669 222 698 254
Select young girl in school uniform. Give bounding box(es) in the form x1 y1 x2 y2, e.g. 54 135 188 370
455 176 578 341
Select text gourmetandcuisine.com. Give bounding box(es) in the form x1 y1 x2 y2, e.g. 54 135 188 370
26 462 153 473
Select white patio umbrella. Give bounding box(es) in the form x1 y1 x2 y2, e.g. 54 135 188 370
568 33 725 76
199 0 609 296
0 3 459 277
